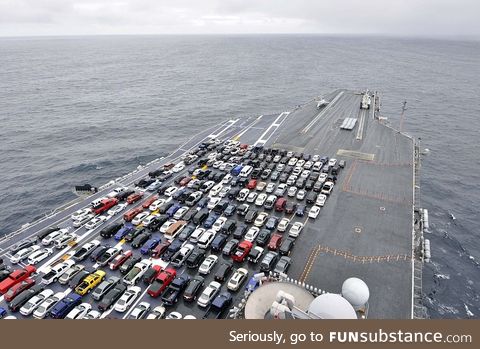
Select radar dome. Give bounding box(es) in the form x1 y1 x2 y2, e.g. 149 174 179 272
308 294 357 319
341 278 370 307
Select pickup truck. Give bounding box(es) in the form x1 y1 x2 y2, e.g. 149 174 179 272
160 274 190 306
0 265 36 294
202 292 233 319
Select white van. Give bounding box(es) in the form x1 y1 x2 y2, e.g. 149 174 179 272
239 165 253 178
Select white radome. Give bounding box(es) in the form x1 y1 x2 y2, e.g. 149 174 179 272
341 277 370 307
308 293 357 319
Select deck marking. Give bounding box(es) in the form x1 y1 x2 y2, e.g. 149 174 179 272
301 91 344 134
356 109 367 140
232 115 263 141
122 287 150 319
253 112 290 146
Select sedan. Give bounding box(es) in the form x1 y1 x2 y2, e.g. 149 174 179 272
114 286 142 313
227 268 248 292
296 189 306 201
255 193 268 206
277 218 290 232
197 281 221 308
198 255 218 275
274 256 292 274
308 206 321 219
128 302 151 319
288 222 304 238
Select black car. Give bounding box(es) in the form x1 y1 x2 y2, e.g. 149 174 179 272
244 209 258 223
304 180 315 191
131 232 152 249
161 275 191 306
0 268 12 282
156 185 169 195
213 200 229 214
260 252 279 272
100 223 123 239
69 270 90 289
279 238 295 256
183 276 205 302
227 187 240 200
148 214 169 231
285 202 297 214
186 248 206 269
162 239 183 261
221 220 236 235
9 285 44 312
210 233 227 251
237 204 250 216
233 224 248 240
119 256 141 275
256 229 272 247
136 178 155 188
274 256 292 274
182 208 197 222
279 173 288 183
90 245 110 262
214 262 233 282
247 247 263 263
178 224 196 241
192 209 209 225
116 190 135 201
98 284 127 311
143 267 160 284
306 192 318 205
224 204 237 216
295 177 306 189
36 227 59 242
158 201 174 214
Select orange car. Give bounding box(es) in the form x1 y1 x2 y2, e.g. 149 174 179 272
127 192 144 204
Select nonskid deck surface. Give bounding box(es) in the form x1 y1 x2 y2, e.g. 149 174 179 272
0 90 414 319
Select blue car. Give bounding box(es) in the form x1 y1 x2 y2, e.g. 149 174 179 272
197 197 209 209
50 293 82 319
172 188 186 200
166 204 182 218
203 214 219 229
0 306 7 319
140 238 160 255
245 276 260 293
231 164 243 176
115 224 134 241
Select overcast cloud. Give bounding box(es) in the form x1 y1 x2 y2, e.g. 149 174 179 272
0 0 479 37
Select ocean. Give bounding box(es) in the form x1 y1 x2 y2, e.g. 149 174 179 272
0 35 479 318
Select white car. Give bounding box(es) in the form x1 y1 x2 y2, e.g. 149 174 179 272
218 186 231 198
297 159 306 167
209 183 223 197
189 228 205 244
236 188 250 202
266 183 276 193
41 260 75 285
27 248 53 265
244 227 260 242
254 212 269 227
227 268 248 291
255 193 268 206
142 214 160 227
187 179 200 188
316 194 327 206
66 303 91 319
289 222 304 238
304 161 313 170
318 173 328 184
296 189 306 200
160 219 176 233
288 157 298 166
321 182 334 195
131 212 150 225
199 255 218 275
166 311 183 319
147 305 166 319
207 196 221 209
308 206 321 219
84 216 108 230
41 228 68 246
83 310 102 319
292 167 302 176
114 286 142 312
128 301 151 319
73 213 95 228
71 208 92 221
277 218 290 232
54 232 77 249
107 202 128 216
212 217 227 232
10 245 40 264
33 292 65 319
123 259 152 286
221 174 233 184
107 186 129 198
287 186 298 197
197 230 216 249
173 206 189 220
312 154 321 162
172 162 185 173
19 289 54 316
197 281 221 307
164 186 178 197
287 175 297 186
246 191 258 203
149 199 165 211
300 170 311 179
328 158 337 167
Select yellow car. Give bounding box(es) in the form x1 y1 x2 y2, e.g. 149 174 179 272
75 270 106 295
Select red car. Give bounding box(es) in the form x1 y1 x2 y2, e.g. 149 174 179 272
240 144 248 149
163 163 175 170
232 240 253 262
147 268 176 298
123 207 144 222
0 265 36 294
268 233 283 251
91 198 118 215
127 192 144 204
142 195 158 209
247 179 257 190
4 278 35 302
151 241 171 258
109 250 133 270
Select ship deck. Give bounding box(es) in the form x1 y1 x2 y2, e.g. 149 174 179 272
0 90 414 319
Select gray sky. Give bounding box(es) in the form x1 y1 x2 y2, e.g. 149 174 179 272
0 0 479 37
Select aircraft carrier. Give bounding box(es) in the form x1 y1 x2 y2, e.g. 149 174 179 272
0 89 428 319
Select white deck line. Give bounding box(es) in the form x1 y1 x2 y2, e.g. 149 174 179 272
208 119 239 139
233 115 263 141
302 91 344 134
253 112 290 146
